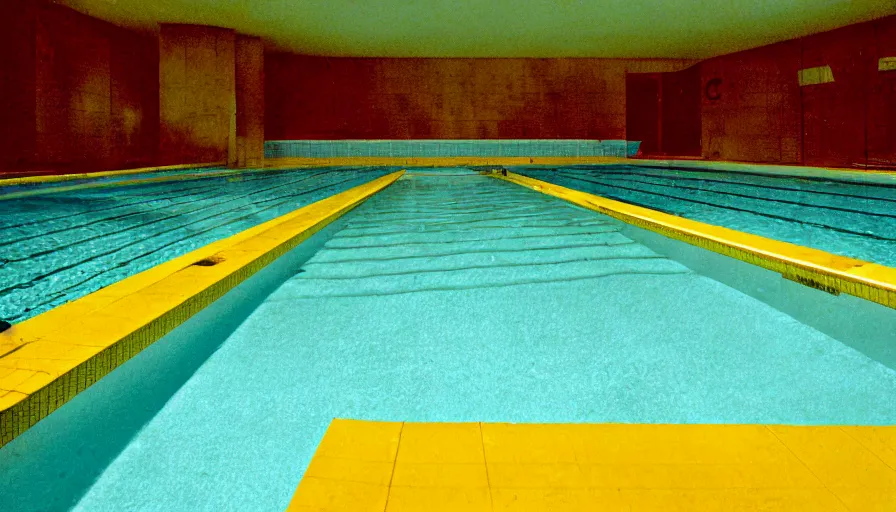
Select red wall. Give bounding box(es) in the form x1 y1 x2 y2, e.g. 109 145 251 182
2 4 893 172
0 5 264 174
33 5 159 170
700 41 802 163
158 24 237 166
0 1 37 170
660 65 702 157
235 36 265 167
625 74 661 154
266 14 894 170
626 66 702 157
701 15 896 167
265 56 693 140
109 23 160 169
0 3 158 173
866 18 896 167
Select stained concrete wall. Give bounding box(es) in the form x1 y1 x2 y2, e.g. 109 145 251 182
158 24 236 166
701 15 896 167
2 4 893 172
0 1 37 170
264 57 695 140
0 2 158 172
235 36 265 168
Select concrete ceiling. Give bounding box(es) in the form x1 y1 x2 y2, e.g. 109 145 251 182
61 0 896 58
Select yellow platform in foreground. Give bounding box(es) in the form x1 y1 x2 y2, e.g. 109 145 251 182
288 419 896 511
0 172 404 447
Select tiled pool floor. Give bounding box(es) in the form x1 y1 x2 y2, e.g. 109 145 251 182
35 173 896 510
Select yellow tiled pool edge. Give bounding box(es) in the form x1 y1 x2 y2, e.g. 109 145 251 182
0 162 225 187
5 158 894 200
489 171 896 310
264 157 896 183
287 419 896 511
0 164 301 201
0 171 404 447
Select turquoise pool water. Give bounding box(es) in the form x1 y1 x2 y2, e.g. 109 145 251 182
513 165 896 267
2 171 892 511
0 167 396 323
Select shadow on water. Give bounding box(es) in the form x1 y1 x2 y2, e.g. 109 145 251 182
0 218 346 512
620 224 896 372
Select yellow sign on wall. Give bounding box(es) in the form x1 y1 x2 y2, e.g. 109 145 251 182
798 66 835 86
880 57 896 72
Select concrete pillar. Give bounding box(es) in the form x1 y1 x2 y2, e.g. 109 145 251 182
158 24 236 166
235 36 265 168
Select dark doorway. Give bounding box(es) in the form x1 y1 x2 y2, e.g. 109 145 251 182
661 65 702 156
625 73 660 155
626 67 701 157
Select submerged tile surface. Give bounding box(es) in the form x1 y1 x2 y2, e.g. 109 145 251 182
8 172 896 512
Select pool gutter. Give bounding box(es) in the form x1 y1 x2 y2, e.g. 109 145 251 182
488 170 896 310
0 162 226 187
0 164 325 202
623 159 896 186
0 171 404 448
264 157 896 186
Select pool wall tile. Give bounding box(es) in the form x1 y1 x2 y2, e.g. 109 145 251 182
264 140 640 159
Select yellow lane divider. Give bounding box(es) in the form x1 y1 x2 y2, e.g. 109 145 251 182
265 157 896 184
0 164 313 202
287 419 896 511
0 162 225 187
0 171 404 447
634 159 896 184
488 170 896 310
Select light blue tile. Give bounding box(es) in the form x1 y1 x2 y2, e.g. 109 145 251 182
265 139 635 159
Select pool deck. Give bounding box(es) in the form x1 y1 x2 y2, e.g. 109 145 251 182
288 418 896 511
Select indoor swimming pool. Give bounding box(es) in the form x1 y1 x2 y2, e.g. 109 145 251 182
1 168 894 511
513 165 896 267
0 167 397 322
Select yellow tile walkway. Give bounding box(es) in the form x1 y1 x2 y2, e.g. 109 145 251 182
287 419 896 511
